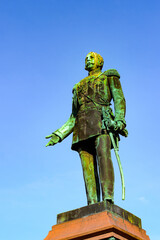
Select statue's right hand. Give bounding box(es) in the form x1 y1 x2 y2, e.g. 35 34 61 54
45 134 60 147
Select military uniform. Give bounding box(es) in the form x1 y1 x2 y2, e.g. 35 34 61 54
54 68 126 147
54 68 126 204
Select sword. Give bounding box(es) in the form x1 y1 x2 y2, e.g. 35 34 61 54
109 131 125 200
102 107 125 200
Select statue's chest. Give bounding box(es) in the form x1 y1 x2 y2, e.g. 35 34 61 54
76 76 106 97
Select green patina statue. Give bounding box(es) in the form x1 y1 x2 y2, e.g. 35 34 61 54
46 52 128 205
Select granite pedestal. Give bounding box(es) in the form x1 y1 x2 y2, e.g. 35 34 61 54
44 201 150 240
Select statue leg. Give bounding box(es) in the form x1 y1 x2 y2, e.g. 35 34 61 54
79 148 100 205
95 134 114 203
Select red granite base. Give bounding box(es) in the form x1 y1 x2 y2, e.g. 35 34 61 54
44 208 150 240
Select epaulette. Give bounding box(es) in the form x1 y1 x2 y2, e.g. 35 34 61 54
104 69 120 78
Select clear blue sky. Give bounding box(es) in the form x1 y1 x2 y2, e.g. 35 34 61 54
0 0 160 239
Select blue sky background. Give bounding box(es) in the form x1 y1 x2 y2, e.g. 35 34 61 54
0 0 160 239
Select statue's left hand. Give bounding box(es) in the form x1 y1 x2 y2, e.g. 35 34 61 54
115 121 125 131
45 134 60 147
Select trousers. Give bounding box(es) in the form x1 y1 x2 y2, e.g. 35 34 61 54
78 133 114 205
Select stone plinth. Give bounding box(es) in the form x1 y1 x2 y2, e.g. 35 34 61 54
44 201 150 240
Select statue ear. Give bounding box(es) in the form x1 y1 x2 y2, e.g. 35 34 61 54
97 54 104 69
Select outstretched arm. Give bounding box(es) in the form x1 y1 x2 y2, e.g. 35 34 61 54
45 134 60 147
45 86 78 147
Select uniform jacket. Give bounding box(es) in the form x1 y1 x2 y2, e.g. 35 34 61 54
54 69 126 151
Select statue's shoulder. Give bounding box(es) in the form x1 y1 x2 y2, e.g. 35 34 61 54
72 81 82 93
72 84 77 93
72 75 89 93
103 69 120 78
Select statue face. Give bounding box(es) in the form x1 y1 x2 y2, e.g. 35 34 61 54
85 53 97 71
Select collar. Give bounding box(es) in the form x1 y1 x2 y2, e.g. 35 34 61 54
88 69 102 76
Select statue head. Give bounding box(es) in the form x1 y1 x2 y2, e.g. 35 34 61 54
85 52 104 72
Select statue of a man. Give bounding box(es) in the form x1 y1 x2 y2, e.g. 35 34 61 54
46 52 127 205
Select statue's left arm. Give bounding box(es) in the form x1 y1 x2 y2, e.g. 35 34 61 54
105 69 126 132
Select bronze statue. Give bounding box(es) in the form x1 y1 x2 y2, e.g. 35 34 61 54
46 52 127 205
